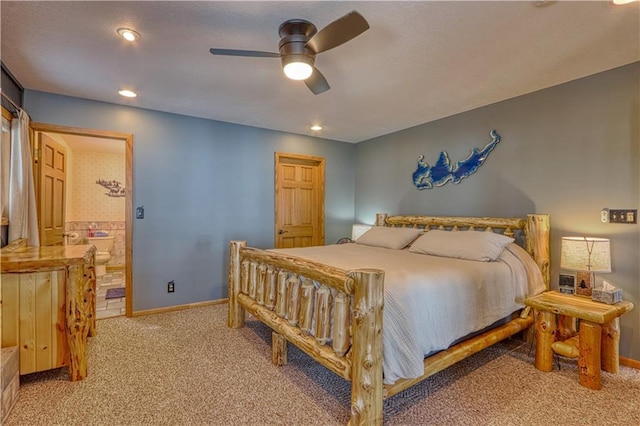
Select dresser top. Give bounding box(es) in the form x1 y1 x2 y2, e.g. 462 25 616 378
1 244 96 273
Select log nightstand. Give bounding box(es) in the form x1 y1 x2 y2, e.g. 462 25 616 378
525 291 634 390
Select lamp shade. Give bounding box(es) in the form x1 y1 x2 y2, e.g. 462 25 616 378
351 224 373 241
560 237 611 272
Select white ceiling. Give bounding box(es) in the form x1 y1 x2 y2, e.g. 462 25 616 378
2 1 638 143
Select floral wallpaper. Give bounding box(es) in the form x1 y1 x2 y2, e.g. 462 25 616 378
68 151 125 221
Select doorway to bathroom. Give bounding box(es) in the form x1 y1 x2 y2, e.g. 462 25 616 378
31 122 133 318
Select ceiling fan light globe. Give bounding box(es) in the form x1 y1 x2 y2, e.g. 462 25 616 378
283 62 313 80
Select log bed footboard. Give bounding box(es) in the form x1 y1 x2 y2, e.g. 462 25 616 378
228 214 550 425
229 240 384 424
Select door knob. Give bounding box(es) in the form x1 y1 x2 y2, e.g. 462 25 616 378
278 230 288 235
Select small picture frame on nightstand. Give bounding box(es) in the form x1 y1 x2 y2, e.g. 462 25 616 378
558 273 576 294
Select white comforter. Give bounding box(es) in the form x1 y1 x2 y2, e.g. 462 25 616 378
273 243 545 384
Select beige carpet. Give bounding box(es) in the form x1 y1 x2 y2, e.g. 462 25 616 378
6 304 640 425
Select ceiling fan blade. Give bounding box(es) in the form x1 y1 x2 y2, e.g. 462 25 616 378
305 68 330 95
306 11 369 54
209 48 280 58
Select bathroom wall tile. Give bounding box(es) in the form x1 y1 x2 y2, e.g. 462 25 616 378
65 220 126 266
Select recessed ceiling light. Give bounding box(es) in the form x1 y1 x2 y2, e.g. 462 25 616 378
117 28 141 42
118 89 137 98
611 0 638 4
310 125 323 131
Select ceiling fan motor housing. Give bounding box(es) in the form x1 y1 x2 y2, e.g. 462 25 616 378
209 11 369 94
278 19 318 69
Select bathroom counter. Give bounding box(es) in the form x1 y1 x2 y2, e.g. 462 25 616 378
1 242 96 381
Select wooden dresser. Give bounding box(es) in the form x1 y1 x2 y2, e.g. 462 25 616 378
1 240 97 381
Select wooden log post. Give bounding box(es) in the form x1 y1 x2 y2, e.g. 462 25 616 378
333 292 351 357
535 310 556 372
228 241 246 329
256 264 267 305
314 286 332 345
347 268 384 426
504 226 514 238
65 264 89 381
526 214 551 289
557 315 577 341
272 332 287 366
601 318 620 373
240 260 250 294
275 270 288 317
551 335 580 358
578 321 602 390
265 267 277 310
249 261 258 299
375 213 387 227
286 275 301 326
299 279 315 334
84 261 97 338
81 246 98 339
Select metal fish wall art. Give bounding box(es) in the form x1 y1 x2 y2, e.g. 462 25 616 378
412 130 501 190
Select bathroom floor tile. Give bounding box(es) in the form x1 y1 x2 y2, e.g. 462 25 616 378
96 269 126 319
97 308 125 319
107 299 125 309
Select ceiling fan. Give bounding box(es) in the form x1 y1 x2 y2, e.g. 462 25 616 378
210 11 369 95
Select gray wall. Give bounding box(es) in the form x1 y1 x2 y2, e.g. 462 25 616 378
24 91 355 311
355 62 640 360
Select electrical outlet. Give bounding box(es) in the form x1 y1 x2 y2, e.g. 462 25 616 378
167 280 175 293
609 209 637 224
600 208 609 223
136 206 144 219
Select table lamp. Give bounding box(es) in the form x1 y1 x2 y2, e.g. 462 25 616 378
560 236 611 296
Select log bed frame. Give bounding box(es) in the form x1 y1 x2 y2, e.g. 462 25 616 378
228 213 550 425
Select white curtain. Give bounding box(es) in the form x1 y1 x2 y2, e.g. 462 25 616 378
8 109 39 246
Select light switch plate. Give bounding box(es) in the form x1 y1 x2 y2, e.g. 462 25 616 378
609 209 637 224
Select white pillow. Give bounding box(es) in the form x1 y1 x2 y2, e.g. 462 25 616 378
355 227 423 250
408 230 514 261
